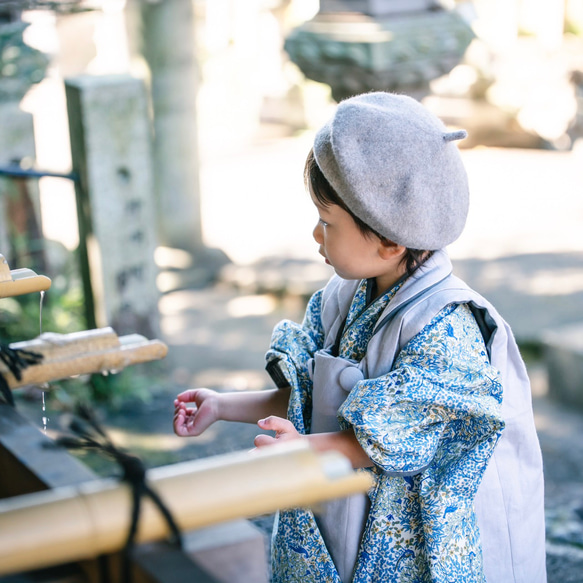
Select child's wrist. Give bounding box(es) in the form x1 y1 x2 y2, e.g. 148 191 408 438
214 391 226 421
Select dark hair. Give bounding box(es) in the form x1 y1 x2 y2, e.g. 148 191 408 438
304 149 432 277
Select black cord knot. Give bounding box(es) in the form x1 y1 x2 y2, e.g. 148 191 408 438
120 453 146 484
50 403 183 582
0 344 43 406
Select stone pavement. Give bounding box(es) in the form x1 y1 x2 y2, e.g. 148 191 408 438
153 140 583 581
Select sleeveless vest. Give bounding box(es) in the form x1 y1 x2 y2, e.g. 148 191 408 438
311 249 546 582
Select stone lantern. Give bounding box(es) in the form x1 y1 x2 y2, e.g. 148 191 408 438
284 0 474 101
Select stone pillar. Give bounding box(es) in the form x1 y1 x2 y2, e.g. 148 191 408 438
0 103 38 263
285 0 475 102
65 75 160 338
128 0 203 255
543 323 583 411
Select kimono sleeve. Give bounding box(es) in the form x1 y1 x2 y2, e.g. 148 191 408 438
339 303 505 475
265 290 325 433
266 289 324 382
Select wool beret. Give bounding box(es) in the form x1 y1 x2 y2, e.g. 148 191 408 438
313 92 469 250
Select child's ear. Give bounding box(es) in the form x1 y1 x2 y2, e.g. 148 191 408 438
378 237 406 260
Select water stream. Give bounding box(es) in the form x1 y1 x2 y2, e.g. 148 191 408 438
39 291 49 433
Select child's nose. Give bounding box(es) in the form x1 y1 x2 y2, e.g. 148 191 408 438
313 222 323 244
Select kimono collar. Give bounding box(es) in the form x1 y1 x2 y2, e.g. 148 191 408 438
319 249 453 342
372 249 453 335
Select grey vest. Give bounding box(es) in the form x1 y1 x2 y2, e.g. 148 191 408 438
310 250 546 583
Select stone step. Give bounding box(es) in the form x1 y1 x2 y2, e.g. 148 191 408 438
542 322 583 410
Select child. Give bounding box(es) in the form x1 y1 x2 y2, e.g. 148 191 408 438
173 92 546 583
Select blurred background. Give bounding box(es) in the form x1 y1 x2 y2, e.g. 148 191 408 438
1 1 583 580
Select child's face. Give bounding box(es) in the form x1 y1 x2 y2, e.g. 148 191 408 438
311 192 405 289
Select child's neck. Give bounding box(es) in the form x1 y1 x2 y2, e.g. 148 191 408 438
375 267 408 298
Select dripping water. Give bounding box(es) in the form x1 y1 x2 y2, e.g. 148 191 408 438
41 384 50 433
39 290 45 334
39 291 49 432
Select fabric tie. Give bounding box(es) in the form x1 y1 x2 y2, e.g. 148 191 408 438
48 404 183 583
0 344 43 407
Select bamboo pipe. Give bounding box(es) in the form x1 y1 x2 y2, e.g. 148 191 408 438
0 254 51 298
0 441 373 576
2 327 168 389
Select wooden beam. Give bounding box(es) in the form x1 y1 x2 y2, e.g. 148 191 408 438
0 254 51 298
0 441 372 576
3 328 167 390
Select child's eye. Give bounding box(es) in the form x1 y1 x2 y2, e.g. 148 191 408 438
318 218 329 227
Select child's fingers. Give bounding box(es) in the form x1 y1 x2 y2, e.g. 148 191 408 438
255 416 301 448
175 389 200 403
173 407 190 424
173 390 218 438
254 434 277 448
173 401 189 414
257 416 295 434
173 404 190 423
173 410 189 436
185 407 216 436
173 406 200 435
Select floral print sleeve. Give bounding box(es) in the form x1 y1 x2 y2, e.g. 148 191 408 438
340 303 504 476
265 289 325 434
341 304 505 582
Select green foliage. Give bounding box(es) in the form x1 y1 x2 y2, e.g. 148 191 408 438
0 279 85 342
564 19 583 36
87 360 168 410
13 354 168 415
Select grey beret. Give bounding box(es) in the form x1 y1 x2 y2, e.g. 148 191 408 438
313 92 469 250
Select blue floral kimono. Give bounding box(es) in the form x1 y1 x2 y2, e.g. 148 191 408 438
265 251 546 583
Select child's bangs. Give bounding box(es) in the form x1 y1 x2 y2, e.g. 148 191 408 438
304 149 342 208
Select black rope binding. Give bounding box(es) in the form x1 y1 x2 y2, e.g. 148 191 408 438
48 404 183 583
0 343 43 407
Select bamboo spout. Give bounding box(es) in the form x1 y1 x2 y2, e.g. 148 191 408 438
0 441 373 576
0 254 51 298
2 327 168 389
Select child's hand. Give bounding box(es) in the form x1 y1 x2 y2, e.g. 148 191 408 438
254 416 301 448
173 388 221 437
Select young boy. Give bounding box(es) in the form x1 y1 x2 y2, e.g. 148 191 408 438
174 92 546 582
